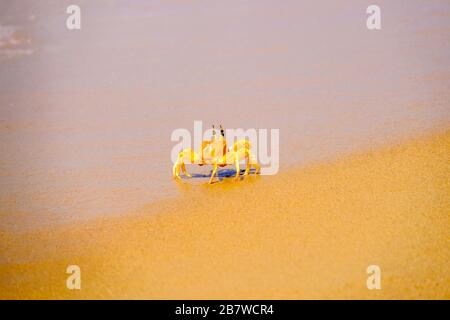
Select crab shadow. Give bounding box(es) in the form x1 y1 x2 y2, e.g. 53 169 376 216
187 168 257 180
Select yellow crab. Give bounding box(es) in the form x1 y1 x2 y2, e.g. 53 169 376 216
173 125 261 184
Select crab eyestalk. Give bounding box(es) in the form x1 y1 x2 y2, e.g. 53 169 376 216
219 125 225 137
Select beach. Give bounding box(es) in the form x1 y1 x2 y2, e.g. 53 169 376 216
1 0 450 299
1 130 449 299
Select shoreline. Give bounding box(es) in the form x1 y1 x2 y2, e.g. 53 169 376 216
2 125 450 234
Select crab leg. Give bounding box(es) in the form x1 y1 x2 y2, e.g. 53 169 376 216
234 154 240 180
209 162 218 184
172 160 181 180
248 152 261 175
181 163 192 178
253 160 261 174
243 151 251 176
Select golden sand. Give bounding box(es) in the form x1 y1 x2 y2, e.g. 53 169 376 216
0 131 449 299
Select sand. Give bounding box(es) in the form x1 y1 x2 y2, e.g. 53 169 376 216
1 0 450 300
0 130 449 299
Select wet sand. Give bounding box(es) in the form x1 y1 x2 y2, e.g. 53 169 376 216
2 0 450 227
1 130 449 299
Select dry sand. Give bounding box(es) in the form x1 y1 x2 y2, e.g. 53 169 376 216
0 130 449 299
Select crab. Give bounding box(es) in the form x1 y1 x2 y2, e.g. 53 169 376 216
173 125 261 184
